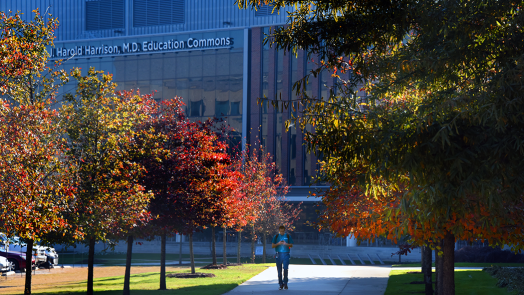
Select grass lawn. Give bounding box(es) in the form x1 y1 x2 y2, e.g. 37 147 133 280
0 264 272 295
385 269 515 295
392 262 524 268
60 254 392 266
59 253 210 266
58 251 402 270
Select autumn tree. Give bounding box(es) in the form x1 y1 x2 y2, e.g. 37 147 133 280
238 145 301 263
0 10 75 295
168 120 236 274
216 161 255 266
62 68 154 295
237 1 524 294
134 98 191 289
137 98 240 279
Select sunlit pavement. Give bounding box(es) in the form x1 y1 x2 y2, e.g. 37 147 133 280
224 264 392 295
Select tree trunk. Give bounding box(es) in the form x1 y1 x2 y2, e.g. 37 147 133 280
211 227 217 265
24 239 33 295
251 226 255 263
237 230 241 264
422 245 433 295
262 233 267 263
159 232 166 290
442 232 455 295
435 240 444 295
420 246 424 273
123 235 133 295
87 237 95 295
223 226 227 265
179 234 183 265
189 233 195 274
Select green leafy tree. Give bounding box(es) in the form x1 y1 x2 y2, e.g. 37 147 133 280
237 1 524 294
62 68 154 295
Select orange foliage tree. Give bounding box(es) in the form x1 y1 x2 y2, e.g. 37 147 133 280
0 10 74 295
238 144 301 263
62 68 154 295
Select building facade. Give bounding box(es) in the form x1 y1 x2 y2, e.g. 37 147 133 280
3 0 349 244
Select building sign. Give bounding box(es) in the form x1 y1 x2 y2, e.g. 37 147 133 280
51 36 233 59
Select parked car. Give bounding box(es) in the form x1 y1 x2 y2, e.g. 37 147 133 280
41 246 59 268
0 256 10 272
0 246 35 271
0 234 47 267
8 237 47 267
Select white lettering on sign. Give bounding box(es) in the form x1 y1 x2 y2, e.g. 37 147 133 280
51 37 233 59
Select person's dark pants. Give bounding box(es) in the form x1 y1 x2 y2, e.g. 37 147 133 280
276 252 290 285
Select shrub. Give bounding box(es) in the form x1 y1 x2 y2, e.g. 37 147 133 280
455 246 524 263
483 266 524 295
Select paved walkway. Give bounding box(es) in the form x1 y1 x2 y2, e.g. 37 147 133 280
224 264 392 295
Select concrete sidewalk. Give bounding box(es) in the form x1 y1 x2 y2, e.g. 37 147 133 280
224 264 392 295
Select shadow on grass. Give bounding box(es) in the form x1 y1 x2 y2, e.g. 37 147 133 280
30 284 239 295
385 269 512 295
0 267 264 295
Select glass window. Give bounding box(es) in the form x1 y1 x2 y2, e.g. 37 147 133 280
150 80 163 100
202 76 216 117
163 54 176 79
125 57 138 81
188 77 203 117
137 58 151 80
275 113 283 173
276 50 284 104
230 101 240 116
229 52 243 75
216 54 230 75
174 78 189 112
215 100 229 116
202 54 216 77
113 58 126 81
190 100 204 117
189 54 203 78
162 79 177 101
176 55 189 78
150 57 163 80
137 80 151 96
215 75 230 101
124 81 138 92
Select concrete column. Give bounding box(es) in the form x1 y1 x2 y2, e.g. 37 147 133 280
346 234 357 247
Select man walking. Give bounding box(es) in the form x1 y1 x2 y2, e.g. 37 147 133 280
272 225 294 290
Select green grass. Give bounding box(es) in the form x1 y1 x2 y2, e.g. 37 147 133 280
60 254 376 266
27 264 273 295
59 253 209 265
392 262 524 268
385 269 516 295
59 252 397 267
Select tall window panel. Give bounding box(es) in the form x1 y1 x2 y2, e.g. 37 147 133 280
303 54 318 185
261 27 270 148
274 50 285 174
288 54 299 185
86 0 125 31
133 0 185 27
